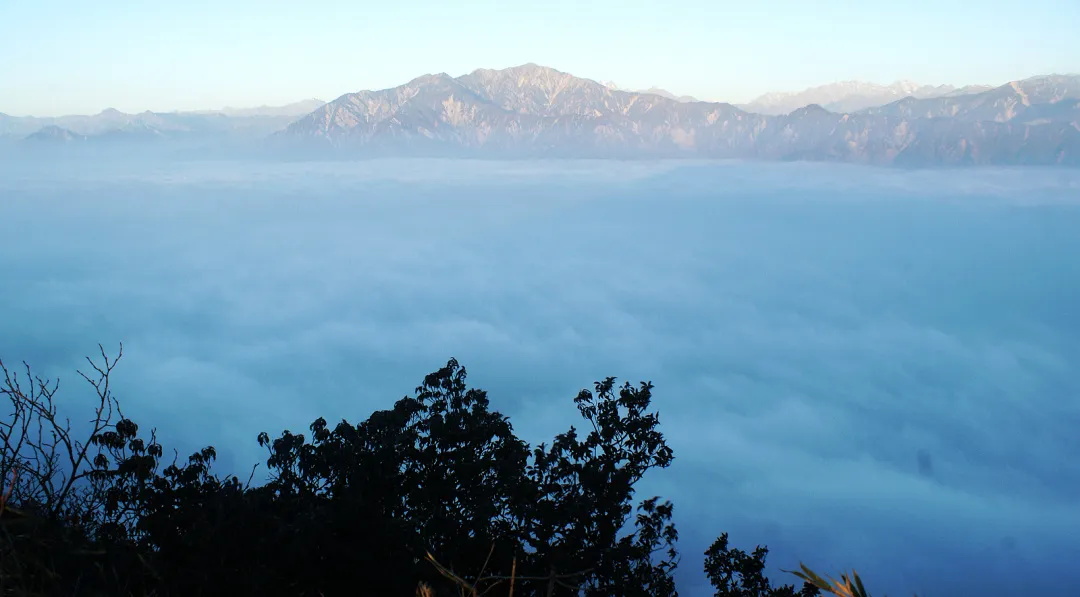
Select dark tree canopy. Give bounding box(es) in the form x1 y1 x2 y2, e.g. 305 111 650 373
1 348 821 596
705 533 820 597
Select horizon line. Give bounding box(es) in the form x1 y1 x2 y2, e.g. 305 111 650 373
3 64 1077 119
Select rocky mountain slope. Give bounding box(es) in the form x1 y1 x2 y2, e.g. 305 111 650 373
281 64 1080 166
860 75 1080 123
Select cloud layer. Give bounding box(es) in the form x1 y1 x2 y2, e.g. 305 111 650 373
1 158 1078 596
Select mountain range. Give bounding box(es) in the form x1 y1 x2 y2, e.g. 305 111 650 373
280 65 1080 166
6 66 1080 166
737 80 996 115
602 82 699 103
2 99 325 143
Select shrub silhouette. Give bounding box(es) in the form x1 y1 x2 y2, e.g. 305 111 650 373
2 346 825 596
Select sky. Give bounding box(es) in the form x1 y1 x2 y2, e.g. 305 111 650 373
1 0 1078 116
1 158 1079 595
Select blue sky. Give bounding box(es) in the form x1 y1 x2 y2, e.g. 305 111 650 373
1 0 1078 116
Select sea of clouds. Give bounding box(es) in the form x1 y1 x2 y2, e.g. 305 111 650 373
1 157 1078 596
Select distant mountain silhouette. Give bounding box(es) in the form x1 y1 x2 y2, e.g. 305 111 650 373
738 80 996 115
3 100 325 142
602 81 699 103
24 125 86 143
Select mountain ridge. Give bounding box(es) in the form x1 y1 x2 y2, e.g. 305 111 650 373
279 64 1080 166
738 80 998 115
7 66 1079 166
0 99 326 141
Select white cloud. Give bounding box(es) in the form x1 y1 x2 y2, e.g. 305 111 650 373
1 158 1079 596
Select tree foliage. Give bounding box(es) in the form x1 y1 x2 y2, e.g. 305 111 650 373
1 347 819 596
705 533 820 597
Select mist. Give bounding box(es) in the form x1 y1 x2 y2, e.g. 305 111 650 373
1 157 1078 596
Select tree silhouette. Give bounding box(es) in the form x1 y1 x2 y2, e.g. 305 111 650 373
1 347 835 596
705 533 820 597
